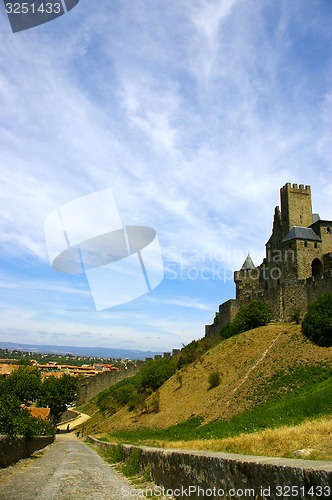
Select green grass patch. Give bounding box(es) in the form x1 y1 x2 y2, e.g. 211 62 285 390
248 362 332 403
99 443 124 463
122 448 141 477
106 375 332 444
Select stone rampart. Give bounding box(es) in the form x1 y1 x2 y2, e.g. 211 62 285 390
205 299 237 338
206 270 332 337
306 270 332 305
0 434 54 467
88 437 332 500
78 366 140 404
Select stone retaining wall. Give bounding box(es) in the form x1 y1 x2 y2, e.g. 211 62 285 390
88 437 332 499
0 435 54 467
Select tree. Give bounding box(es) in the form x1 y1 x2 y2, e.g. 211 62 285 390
219 300 273 340
232 300 272 334
137 357 176 393
302 293 332 347
1 366 41 404
0 394 22 436
37 375 78 423
0 394 53 438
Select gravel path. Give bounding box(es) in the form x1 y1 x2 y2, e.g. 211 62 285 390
0 433 139 499
57 411 91 431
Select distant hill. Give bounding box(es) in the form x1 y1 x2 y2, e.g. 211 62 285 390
0 340 162 361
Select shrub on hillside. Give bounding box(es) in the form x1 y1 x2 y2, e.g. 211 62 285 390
208 372 220 389
137 357 176 393
230 300 272 336
290 307 303 325
176 337 216 370
302 293 332 347
97 357 176 414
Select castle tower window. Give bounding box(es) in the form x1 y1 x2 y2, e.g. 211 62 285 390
314 242 318 249
304 241 308 247
327 227 331 234
311 258 323 276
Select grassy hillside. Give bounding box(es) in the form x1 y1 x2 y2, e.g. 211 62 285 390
82 324 332 457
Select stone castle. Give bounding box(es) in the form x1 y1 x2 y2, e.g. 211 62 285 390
206 183 332 337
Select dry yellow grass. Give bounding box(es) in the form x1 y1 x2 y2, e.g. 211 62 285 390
144 416 332 460
84 323 332 436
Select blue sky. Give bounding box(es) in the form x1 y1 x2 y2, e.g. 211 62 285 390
0 0 331 352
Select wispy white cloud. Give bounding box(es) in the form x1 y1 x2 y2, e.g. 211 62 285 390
0 0 331 350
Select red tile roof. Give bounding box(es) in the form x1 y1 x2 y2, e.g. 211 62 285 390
27 407 51 420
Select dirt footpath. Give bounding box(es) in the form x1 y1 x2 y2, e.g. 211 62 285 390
0 433 139 499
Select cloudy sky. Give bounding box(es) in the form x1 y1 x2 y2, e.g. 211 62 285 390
0 0 331 352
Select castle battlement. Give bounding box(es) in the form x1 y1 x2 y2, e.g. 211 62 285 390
281 182 311 193
205 183 332 337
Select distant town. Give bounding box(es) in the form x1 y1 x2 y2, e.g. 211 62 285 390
0 347 142 379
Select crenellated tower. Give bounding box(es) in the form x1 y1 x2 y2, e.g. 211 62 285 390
205 182 332 338
280 183 312 238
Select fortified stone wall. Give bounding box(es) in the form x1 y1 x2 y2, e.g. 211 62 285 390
282 281 308 321
305 270 332 308
205 183 332 337
280 271 332 321
206 270 332 337
205 299 237 337
77 365 141 404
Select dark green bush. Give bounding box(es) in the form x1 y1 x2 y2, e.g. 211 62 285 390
148 391 160 413
110 380 139 406
302 293 332 347
290 307 302 325
176 337 215 369
137 357 176 393
233 300 272 332
208 372 220 389
97 357 176 413
127 392 146 412
97 397 118 414
220 300 272 340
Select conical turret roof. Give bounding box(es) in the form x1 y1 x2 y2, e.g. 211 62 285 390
241 253 256 270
